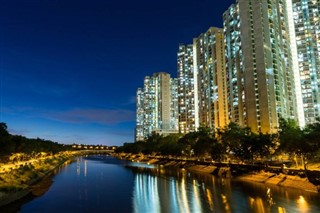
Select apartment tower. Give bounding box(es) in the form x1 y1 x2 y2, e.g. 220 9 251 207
224 0 298 133
193 27 229 129
135 72 178 141
177 44 199 133
291 0 320 125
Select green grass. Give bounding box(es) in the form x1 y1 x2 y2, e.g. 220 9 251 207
0 155 72 193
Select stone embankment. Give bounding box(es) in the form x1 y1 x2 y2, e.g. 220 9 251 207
116 153 320 193
235 171 319 193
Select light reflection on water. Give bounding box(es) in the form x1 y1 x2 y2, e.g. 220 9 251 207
13 156 320 213
131 166 231 212
297 195 309 213
130 165 320 213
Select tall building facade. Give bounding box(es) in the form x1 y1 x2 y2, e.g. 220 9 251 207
223 4 246 127
177 44 199 134
224 0 298 134
136 0 320 141
135 88 145 142
291 0 320 125
193 27 229 129
170 78 179 132
135 72 178 141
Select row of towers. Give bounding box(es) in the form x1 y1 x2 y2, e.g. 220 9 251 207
135 0 319 141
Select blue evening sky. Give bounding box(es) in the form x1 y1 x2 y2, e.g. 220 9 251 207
0 0 234 146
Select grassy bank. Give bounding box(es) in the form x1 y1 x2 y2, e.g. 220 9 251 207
0 152 78 207
0 150 114 208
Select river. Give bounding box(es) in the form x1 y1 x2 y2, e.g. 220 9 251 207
7 155 320 212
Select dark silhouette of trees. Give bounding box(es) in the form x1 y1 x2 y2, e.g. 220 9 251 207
0 123 72 161
304 118 320 161
116 134 183 156
277 118 320 169
116 119 320 166
158 134 183 156
178 131 198 156
116 142 145 154
0 122 9 137
216 122 277 163
278 118 306 155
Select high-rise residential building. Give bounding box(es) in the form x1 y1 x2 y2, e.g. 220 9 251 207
193 27 229 129
154 72 172 131
135 88 145 142
170 78 179 131
224 0 298 134
135 72 178 141
177 44 199 133
290 0 320 125
286 0 305 128
223 4 245 128
142 76 155 139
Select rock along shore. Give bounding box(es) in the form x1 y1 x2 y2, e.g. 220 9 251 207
116 153 320 193
235 171 319 193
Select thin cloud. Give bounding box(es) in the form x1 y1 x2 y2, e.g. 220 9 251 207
118 96 136 106
48 108 135 125
2 106 36 114
2 106 135 125
128 96 136 105
29 83 75 97
8 128 31 136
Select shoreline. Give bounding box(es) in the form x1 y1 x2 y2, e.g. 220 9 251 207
0 155 71 207
0 150 114 208
2 152 318 208
116 153 320 193
0 151 87 207
234 171 319 193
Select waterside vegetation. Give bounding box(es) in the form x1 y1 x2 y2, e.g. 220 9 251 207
117 119 320 191
0 123 113 207
118 119 320 167
0 151 77 207
0 123 72 163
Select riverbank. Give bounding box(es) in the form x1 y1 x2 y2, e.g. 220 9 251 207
0 150 115 208
0 151 81 207
115 153 320 193
235 171 319 193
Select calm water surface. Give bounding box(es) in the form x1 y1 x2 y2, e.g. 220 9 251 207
17 155 320 212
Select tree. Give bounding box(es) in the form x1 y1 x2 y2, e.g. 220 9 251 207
178 127 216 158
218 122 249 161
217 122 275 163
0 122 9 137
158 134 182 156
210 140 225 162
178 131 198 156
144 132 162 154
278 118 310 169
303 118 320 161
278 118 307 153
116 142 145 154
254 132 277 160
193 127 215 157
